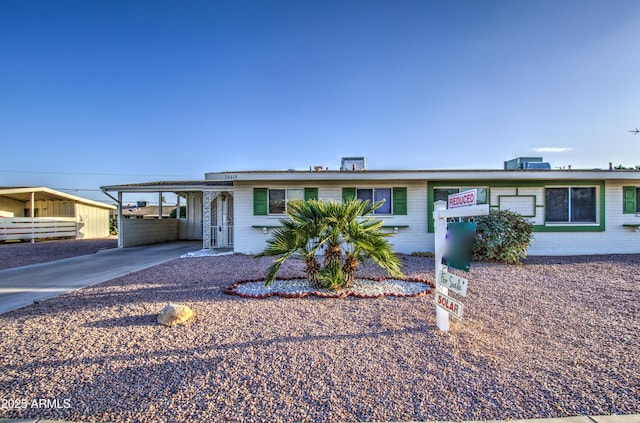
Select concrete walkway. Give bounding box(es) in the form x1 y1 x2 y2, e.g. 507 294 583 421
0 241 201 315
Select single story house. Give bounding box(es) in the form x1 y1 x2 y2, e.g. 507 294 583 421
101 158 640 255
0 187 116 241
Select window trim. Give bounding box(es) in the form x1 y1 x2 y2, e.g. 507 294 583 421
544 186 599 225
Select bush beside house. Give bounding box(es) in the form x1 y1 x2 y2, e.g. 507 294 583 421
472 209 533 264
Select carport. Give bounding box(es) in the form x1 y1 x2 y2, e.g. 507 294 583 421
0 187 116 241
100 180 233 249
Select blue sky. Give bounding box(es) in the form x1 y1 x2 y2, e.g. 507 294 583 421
1 0 639 203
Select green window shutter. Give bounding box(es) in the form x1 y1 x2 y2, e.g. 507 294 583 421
623 187 637 214
392 187 407 215
342 187 356 202
304 188 318 201
254 188 268 215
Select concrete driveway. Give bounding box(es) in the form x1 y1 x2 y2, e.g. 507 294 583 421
0 241 202 315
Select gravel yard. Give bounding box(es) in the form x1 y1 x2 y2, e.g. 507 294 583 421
0 238 117 270
0 250 639 422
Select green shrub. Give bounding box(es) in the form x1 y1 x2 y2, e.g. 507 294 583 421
170 206 187 218
109 216 118 236
471 209 533 264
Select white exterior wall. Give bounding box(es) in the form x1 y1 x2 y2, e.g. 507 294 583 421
232 179 640 256
76 204 111 239
0 197 24 217
179 192 203 240
121 219 179 247
232 180 431 255
426 181 640 256
34 200 75 217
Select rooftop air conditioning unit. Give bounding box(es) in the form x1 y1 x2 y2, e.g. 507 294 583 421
341 156 366 171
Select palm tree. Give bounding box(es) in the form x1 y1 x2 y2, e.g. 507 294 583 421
256 199 326 287
334 200 403 287
257 198 404 290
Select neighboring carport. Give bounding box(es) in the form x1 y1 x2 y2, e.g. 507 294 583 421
100 180 233 249
0 187 116 242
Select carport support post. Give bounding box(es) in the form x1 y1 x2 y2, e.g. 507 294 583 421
30 191 35 243
434 201 449 332
117 192 123 248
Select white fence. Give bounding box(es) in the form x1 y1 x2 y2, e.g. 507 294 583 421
0 217 77 241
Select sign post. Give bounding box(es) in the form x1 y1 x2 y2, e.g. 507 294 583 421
433 201 449 331
433 191 489 332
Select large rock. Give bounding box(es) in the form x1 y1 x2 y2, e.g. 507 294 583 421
157 304 194 327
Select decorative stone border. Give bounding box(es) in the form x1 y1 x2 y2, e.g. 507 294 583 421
224 277 435 299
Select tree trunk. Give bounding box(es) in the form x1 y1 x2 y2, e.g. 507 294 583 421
306 258 321 289
342 258 359 288
324 244 342 268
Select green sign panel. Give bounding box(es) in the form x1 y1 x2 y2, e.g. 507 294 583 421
442 221 476 272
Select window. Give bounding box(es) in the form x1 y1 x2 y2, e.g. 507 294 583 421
268 188 306 214
545 187 596 223
623 187 640 214
253 188 318 215
342 187 407 215
356 188 391 214
268 189 286 214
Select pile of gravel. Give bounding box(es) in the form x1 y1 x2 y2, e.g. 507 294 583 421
1 253 638 422
227 277 432 298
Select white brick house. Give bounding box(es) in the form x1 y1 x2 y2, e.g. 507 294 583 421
102 163 640 255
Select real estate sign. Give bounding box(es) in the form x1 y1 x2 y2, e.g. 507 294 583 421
447 189 477 209
433 198 488 332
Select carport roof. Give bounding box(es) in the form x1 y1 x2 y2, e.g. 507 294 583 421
0 187 116 209
100 180 233 193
